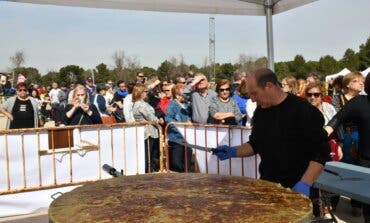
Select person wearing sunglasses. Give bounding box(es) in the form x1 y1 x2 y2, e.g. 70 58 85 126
0 82 41 129
209 79 242 125
136 72 146 84
132 84 164 172
305 81 344 215
305 81 337 125
157 83 174 115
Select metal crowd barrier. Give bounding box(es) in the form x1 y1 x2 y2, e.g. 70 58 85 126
164 122 260 178
0 122 163 195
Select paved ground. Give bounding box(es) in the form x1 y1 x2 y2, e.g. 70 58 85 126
328 196 364 223
0 196 365 223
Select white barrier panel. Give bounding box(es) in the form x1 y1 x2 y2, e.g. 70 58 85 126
0 124 146 217
175 125 260 178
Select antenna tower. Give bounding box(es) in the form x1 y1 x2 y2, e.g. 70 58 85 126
209 17 215 82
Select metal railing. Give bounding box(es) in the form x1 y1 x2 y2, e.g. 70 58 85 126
164 122 260 178
0 122 163 195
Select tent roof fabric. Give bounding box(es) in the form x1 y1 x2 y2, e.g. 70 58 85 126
325 68 351 82
361 67 370 77
5 0 316 16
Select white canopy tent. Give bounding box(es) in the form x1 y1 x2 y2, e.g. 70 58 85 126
361 67 370 77
325 68 351 82
5 0 317 71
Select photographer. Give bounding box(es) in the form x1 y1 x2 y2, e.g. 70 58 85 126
62 85 102 125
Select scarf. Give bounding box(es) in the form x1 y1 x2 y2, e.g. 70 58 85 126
116 89 128 97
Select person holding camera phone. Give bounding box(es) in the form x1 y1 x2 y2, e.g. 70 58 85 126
62 85 102 125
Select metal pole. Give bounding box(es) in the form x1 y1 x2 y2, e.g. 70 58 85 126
12 71 15 88
209 17 215 82
265 0 275 71
91 70 95 85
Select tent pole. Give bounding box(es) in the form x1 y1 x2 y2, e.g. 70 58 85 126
265 0 274 71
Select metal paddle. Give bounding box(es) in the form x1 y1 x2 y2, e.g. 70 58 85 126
177 142 217 153
323 168 363 181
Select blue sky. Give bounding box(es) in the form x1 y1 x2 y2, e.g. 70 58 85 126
1 0 370 74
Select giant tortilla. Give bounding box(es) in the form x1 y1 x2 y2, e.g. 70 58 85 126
49 173 312 222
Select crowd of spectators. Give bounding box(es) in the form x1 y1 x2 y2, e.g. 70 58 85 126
1 69 370 220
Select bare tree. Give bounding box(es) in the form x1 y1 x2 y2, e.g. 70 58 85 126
237 53 267 73
125 55 141 81
113 50 125 71
126 55 141 70
10 50 26 69
177 54 189 76
112 50 125 81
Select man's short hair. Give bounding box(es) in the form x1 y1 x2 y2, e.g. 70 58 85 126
175 76 186 84
233 70 247 82
306 73 322 82
233 70 242 81
253 68 279 88
116 80 125 87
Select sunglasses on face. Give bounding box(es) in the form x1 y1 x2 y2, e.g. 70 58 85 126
219 88 230 92
17 89 27 92
306 92 321 98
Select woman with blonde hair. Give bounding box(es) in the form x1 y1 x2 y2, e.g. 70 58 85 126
296 78 306 97
281 76 298 95
332 71 364 113
132 84 164 172
62 85 102 125
305 81 342 215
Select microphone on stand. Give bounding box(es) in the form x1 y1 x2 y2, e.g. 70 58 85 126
102 164 124 177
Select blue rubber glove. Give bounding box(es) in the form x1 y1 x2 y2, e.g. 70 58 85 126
213 145 238 160
292 181 311 198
